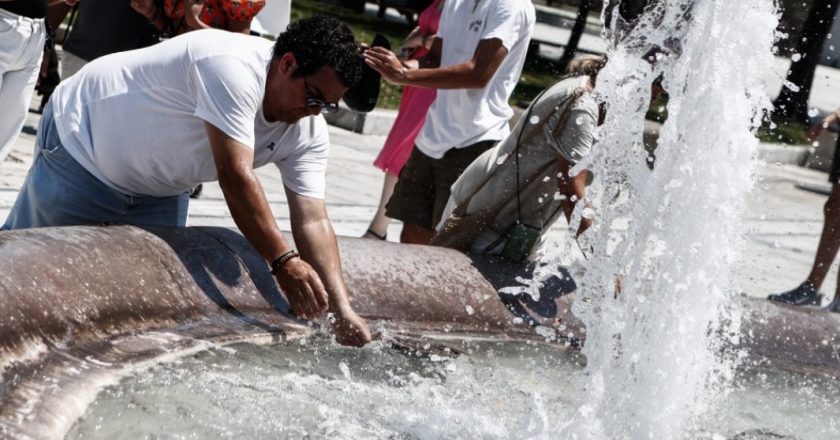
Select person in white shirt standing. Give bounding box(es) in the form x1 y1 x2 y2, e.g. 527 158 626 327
2 15 372 347
364 0 535 244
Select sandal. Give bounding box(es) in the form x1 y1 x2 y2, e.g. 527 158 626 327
362 229 387 241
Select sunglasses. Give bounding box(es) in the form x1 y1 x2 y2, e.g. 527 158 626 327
303 77 339 114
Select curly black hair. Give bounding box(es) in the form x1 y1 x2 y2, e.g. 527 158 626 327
273 15 363 88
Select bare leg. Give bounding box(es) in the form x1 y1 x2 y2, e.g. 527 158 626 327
363 172 398 239
806 184 840 289
400 223 435 245
769 183 840 306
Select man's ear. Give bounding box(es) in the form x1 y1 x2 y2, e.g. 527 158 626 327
276 52 297 74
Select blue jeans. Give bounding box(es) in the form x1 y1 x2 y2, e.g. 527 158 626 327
2 102 189 230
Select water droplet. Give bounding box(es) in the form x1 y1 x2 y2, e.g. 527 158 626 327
808 107 819 117
529 115 540 124
791 53 802 62
535 325 556 340
575 116 585 125
338 362 351 380
782 80 800 92
464 305 474 315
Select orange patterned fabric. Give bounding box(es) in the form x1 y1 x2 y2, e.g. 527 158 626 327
164 0 266 35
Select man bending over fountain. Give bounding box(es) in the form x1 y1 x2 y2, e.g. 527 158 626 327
1 15 373 347
430 56 607 262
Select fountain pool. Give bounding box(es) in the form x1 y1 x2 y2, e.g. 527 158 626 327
66 338 840 439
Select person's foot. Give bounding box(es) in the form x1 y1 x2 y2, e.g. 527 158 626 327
362 228 387 241
767 281 823 306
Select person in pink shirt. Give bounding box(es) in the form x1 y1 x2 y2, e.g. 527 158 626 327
362 0 444 241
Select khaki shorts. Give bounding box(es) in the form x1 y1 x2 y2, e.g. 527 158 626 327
386 140 496 230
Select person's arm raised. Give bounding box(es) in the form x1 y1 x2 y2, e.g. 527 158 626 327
205 122 329 321
365 37 507 89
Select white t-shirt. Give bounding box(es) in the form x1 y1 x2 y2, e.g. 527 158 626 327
50 29 329 199
415 0 535 159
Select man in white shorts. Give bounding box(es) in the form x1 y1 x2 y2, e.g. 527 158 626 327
3 16 372 347
364 0 536 244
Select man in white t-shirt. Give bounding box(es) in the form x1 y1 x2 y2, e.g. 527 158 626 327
2 16 372 347
364 0 535 244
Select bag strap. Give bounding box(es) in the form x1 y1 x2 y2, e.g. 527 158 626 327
450 88 553 218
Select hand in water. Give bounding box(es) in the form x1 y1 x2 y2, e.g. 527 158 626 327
331 307 372 347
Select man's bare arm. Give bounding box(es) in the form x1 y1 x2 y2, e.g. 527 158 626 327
285 189 372 347
205 122 329 320
365 38 508 89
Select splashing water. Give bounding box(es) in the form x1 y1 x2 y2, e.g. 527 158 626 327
557 0 779 438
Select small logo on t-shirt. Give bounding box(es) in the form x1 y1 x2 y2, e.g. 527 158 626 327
266 141 276 151
469 19 483 32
